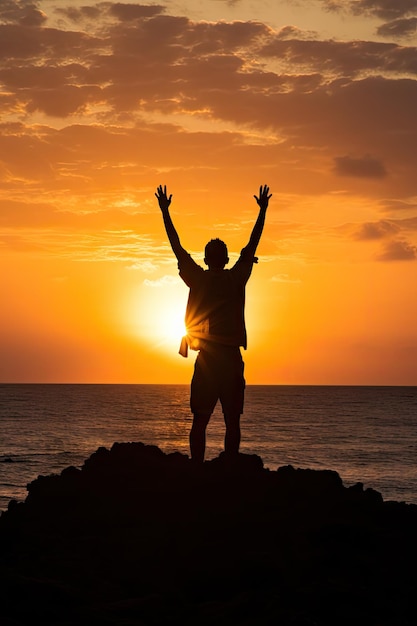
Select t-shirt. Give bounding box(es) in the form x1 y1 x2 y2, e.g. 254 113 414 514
177 246 256 353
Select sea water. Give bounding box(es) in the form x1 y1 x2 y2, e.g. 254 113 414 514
0 384 416 511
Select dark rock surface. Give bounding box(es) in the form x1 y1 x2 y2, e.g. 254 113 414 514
1 442 416 625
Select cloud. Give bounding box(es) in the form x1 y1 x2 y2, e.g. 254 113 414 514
380 199 417 212
341 215 417 244
54 5 102 23
55 2 164 25
109 3 165 21
350 216 417 243
395 216 417 230
209 0 243 5
271 273 301 283
0 21 99 62
0 225 161 263
333 155 388 179
260 37 417 77
376 239 417 261
276 25 319 40
0 3 416 203
354 220 399 240
1 7 416 137
127 260 157 272
377 16 417 38
321 0 417 41
0 0 47 26
144 275 180 287
322 0 417 20
353 0 417 20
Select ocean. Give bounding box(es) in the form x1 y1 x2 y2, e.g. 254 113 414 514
0 384 416 511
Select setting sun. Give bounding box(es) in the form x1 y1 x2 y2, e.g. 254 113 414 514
149 295 187 352
124 280 188 354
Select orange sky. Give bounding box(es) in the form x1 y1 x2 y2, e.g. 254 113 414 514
1 0 417 384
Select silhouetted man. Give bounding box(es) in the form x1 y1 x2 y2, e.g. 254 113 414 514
156 184 271 463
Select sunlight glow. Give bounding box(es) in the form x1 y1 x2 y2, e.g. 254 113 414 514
152 298 187 351
127 283 188 353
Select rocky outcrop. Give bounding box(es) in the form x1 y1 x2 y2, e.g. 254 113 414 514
1 442 416 625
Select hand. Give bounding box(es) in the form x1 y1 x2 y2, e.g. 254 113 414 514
155 185 172 211
254 184 272 210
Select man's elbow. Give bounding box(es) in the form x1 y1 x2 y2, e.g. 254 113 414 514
240 246 258 263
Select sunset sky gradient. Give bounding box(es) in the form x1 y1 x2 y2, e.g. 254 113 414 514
1 0 417 384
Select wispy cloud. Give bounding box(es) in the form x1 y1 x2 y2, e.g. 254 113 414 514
271 273 302 283
376 239 417 261
321 0 417 20
377 16 417 38
354 220 399 240
334 155 387 179
144 274 180 287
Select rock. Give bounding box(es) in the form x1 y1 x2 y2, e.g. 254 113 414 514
0 442 416 625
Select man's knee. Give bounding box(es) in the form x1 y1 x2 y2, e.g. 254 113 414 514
192 412 212 430
223 411 241 427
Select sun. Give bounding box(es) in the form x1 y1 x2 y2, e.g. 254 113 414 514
153 298 187 350
127 281 188 352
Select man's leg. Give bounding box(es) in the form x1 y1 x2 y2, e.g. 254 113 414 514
190 412 211 463
220 347 244 456
223 412 241 456
190 349 217 463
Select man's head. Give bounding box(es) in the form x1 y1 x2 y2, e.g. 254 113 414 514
204 238 229 269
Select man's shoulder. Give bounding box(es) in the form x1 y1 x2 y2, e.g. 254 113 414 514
178 251 202 269
226 248 256 285
178 252 204 286
230 248 257 270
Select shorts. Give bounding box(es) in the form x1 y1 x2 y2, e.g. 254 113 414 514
190 344 245 416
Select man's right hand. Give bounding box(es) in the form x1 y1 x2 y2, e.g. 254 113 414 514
155 185 172 211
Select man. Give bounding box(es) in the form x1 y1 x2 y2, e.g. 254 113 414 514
155 184 271 463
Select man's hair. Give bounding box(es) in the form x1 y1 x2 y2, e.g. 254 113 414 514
204 238 229 268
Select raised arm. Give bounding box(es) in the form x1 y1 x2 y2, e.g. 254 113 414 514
243 184 272 257
155 185 187 261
